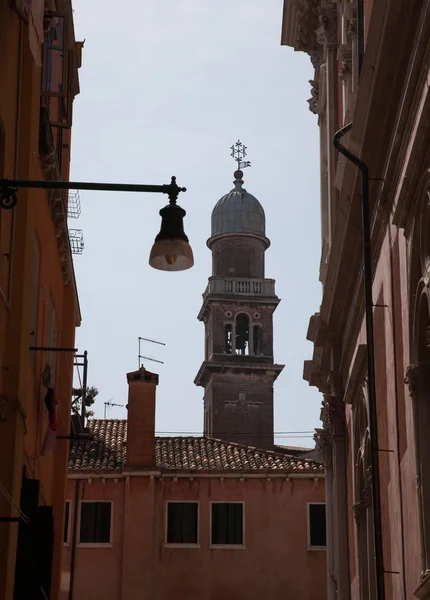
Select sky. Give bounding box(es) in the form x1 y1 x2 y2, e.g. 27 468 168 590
70 0 322 447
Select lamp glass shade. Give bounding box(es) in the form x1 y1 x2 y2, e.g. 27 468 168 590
149 238 194 272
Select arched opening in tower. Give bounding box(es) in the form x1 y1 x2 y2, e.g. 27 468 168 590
235 313 250 355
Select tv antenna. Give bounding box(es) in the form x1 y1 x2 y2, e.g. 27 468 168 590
230 139 251 170
104 401 124 419
138 336 166 368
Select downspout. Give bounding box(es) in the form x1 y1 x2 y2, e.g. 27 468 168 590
68 480 80 600
333 122 385 600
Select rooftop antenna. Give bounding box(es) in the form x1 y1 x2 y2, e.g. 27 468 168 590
230 139 251 170
104 401 124 419
138 336 166 368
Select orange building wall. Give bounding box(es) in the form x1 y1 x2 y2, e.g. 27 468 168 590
0 2 80 598
62 474 327 600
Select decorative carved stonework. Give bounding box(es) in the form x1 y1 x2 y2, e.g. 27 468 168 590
340 60 352 81
353 501 366 524
321 394 345 434
405 363 430 393
362 466 373 506
314 428 332 467
347 17 358 40
309 48 323 71
294 0 320 52
316 9 337 48
308 79 319 114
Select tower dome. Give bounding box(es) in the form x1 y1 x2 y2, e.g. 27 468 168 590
210 170 266 240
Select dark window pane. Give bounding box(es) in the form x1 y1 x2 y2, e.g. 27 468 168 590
309 504 326 547
167 503 198 544
211 503 243 545
63 502 70 543
80 502 111 544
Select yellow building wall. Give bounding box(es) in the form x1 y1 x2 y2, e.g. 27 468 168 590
0 2 81 598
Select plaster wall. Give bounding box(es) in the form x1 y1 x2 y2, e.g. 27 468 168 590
62 474 327 600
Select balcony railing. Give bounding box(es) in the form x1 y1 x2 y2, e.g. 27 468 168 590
204 277 276 297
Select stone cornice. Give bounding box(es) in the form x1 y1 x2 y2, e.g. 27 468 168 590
194 360 284 387
281 0 320 53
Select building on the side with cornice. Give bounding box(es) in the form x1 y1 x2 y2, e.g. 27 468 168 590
282 0 430 598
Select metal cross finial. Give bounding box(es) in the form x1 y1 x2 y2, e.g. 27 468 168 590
230 140 251 170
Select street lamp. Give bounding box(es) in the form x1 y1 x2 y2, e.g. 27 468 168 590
0 175 194 272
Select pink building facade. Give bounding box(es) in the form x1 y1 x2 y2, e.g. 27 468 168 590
282 0 430 598
61 368 327 600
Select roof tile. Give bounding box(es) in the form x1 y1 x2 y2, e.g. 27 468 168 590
69 419 323 474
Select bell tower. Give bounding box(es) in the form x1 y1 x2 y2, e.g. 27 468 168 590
194 146 284 450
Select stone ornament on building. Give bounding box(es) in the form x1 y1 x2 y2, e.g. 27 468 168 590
362 466 373 507
320 392 345 435
340 61 351 82
347 17 357 40
308 79 320 114
316 9 337 48
314 428 333 467
352 501 366 524
405 363 430 394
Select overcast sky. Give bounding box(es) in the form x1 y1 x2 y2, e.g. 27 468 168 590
70 0 322 447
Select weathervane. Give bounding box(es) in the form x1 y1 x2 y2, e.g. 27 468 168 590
230 140 251 170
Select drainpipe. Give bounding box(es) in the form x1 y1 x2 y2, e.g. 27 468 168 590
333 122 385 600
68 480 80 600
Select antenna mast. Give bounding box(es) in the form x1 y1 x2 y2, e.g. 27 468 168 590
138 336 166 368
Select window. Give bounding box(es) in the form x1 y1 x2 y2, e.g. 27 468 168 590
63 501 70 544
211 503 244 546
166 502 198 545
79 502 112 545
308 503 327 549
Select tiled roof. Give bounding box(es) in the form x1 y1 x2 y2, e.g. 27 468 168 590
274 444 314 455
69 419 324 474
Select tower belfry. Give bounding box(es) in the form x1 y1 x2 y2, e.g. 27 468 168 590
194 146 284 449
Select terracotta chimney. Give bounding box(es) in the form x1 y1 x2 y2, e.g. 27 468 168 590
125 367 159 468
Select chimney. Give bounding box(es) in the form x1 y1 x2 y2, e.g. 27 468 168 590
125 366 159 468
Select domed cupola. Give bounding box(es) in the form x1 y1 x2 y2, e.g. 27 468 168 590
208 169 269 249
